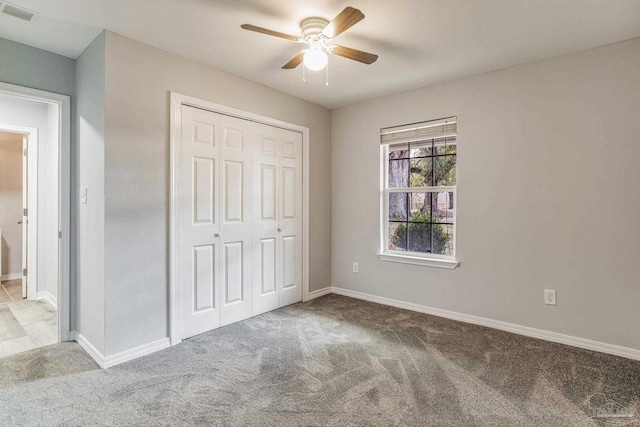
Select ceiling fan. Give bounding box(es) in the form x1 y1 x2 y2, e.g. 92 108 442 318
241 7 378 71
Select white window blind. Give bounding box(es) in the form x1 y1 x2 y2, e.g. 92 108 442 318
381 117 457 145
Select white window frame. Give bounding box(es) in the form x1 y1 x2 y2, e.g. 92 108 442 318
378 118 459 269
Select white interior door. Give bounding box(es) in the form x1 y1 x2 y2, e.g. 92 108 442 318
219 115 253 326
252 124 280 315
277 129 303 307
253 125 303 315
180 106 221 339
21 134 27 298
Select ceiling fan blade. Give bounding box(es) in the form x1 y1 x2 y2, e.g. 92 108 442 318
241 24 301 42
282 52 305 69
321 7 365 38
328 45 378 64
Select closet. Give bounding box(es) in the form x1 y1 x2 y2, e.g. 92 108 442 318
179 105 302 339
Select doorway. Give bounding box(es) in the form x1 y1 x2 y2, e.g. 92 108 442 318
0 82 71 357
0 129 36 296
169 93 310 345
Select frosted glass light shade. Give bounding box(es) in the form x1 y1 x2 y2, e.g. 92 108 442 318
304 48 328 70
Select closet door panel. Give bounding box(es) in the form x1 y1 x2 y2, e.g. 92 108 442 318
277 129 303 307
252 124 280 315
219 115 253 326
259 238 277 295
180 106 221 339
223 241 244 304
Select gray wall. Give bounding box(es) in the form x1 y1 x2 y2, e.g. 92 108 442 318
103 31 332 355
75 33 106 354
331 38 640 351
0 37 74 97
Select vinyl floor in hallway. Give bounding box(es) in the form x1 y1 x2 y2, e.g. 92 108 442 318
1 294 639 426
0 280 57 358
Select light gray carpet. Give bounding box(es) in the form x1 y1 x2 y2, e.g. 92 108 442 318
1 294 639 426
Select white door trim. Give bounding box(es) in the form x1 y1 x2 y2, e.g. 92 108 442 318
0 81 72 342
169 92 310 346
25 129 38 301
21 134 28 299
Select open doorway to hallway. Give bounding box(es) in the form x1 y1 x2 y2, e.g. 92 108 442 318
0 90 64 358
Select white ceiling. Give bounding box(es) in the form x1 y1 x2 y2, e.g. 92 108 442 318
2 0 640 108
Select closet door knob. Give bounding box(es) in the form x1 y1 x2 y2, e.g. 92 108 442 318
277 228 282 232
214 233 220 237
18 220 23 224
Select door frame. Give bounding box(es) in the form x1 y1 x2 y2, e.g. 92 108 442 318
169 92 310 346
0 81 72 342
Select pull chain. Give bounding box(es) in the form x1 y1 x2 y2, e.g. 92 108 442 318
301 60 329 85
325 59 329 86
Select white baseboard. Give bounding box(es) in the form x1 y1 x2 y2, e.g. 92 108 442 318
35 291 57 309
76 334 106 368
307 286 332 300
329 286 640 362
103 338 171 368
0 273 22 281
76 334 171 369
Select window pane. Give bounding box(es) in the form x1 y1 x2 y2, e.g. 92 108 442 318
409 193 431 222
389 222 407 251
408 223 431 253
388 159 409 188
389 193 408 221
410 158 433 187
432 224 454 256
434 154 456 186
432 192 454 224
434 138 456 155
410 140 432 158
389 143 409 159
388 191 455 255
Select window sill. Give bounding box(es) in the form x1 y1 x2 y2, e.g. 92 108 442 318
377 253 459 269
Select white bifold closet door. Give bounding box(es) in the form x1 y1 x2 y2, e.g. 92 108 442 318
180 106 221 339
252 123 303 316
218 115 254 327
180 106 302 340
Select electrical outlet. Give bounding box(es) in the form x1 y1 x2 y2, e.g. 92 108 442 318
81 187 88 204
544 289 557 306
352 262 359 273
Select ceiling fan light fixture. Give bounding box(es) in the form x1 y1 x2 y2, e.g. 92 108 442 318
303 47 328 71
242 6 377 73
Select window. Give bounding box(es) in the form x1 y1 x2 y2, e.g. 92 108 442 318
379 117 458 269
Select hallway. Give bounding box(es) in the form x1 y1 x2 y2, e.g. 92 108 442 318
0 279 57 358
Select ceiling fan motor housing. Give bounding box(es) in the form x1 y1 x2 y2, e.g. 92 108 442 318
301 17 329 43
